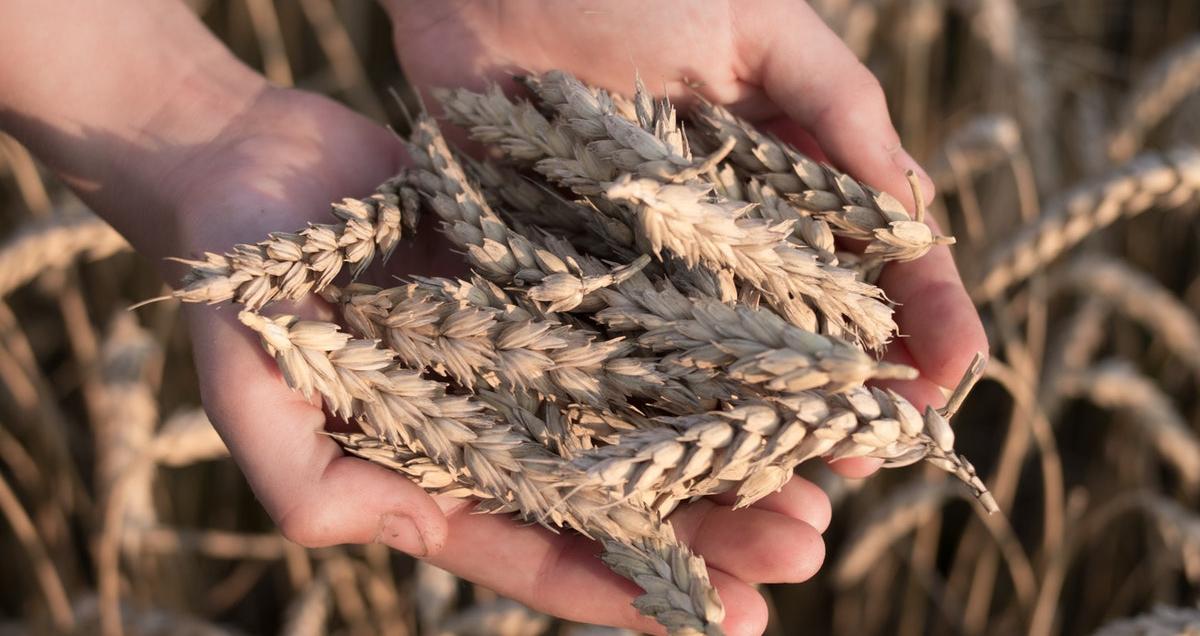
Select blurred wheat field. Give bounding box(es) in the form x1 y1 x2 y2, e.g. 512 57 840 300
2 1 1200 635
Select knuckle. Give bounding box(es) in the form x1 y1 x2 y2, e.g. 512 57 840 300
276 504 336 549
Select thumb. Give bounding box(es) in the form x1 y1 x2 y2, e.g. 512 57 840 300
746 0 934 210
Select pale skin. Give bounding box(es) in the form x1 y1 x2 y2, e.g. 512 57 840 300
0 1 987 634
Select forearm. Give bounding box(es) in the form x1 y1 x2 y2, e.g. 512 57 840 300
0 0 266 255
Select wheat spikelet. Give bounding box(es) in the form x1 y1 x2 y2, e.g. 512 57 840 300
1052 257 1200 377
974 146 1200 301
173 179 416 309
237 311 724 634
1109 36 1200 162
0 209 128 298
438 82 898 348
1058 360 1200 492
689 99 953 263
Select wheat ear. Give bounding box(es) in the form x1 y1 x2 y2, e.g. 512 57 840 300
569 379 997 514
0 210 128 298
237 311 724 634
1058 360 1200 493
1109 36 1200 162
974 146 1200 301
173 179 416 309
437 83 897 349
592 275 917 393
1052 257 1200 377
326 280 701 415
688 99 953 262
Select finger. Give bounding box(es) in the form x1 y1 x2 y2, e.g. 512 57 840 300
428 510 769 636
189 306 448 556
748 0 934 210
828 457 884 480
709 474 832 533
878 219 990 388
669 498 825 584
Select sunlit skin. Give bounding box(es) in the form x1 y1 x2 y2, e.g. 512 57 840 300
0 1 987 634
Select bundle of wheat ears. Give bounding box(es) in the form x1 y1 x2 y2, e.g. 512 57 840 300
169 70 995 635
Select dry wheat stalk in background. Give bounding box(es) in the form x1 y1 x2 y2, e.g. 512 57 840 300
0 209 128 298
974 145 1200 301
6 2 1200 635
1109 36 1200 162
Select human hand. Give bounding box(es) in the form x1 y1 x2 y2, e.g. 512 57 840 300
385 0 989 469
160 81 833 635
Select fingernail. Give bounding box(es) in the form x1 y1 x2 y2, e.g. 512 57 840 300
378 512 428 557
890 147 935 203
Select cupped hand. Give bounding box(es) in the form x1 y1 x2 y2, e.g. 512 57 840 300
166 85 834 636
387 0 988 470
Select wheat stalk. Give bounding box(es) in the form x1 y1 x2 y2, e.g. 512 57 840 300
1109 36 1200 162
0 209 128 298
173 179 416 310
437 82 898 349
929 114 1023 192
974 145 1200 301
237 311 724 634
1051 256 1200 378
